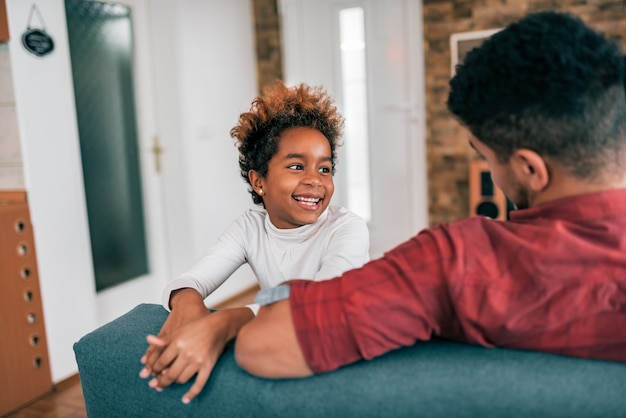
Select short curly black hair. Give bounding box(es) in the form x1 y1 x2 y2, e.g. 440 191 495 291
230 81 344 205
447 11 626 179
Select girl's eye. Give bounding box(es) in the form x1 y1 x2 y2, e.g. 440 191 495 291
319 166 331 174
287 164 303 170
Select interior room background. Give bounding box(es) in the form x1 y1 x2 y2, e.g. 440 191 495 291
1 0 624 386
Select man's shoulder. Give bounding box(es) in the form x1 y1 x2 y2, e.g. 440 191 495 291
439 214 506 228
428 215 512 240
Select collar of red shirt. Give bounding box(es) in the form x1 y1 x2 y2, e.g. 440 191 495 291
509 188 626 222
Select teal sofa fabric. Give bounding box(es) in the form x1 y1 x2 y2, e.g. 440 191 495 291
74 303 626 418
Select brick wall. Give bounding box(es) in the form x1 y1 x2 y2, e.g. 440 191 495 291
252 0 283 93
423 0 626 226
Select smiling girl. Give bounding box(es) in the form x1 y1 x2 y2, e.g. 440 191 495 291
140 81 369 403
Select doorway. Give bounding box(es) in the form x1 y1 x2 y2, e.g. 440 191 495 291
64 0 169 319
279 0 428 257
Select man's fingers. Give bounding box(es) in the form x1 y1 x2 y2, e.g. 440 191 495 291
182 367 212 404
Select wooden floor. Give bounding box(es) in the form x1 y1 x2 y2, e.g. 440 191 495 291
4 287 258 418
3 374 87 418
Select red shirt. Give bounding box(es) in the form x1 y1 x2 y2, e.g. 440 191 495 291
290 189 626 373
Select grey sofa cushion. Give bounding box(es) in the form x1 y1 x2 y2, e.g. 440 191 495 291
74 303 626 418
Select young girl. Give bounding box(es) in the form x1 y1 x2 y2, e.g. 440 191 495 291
140 81 369 403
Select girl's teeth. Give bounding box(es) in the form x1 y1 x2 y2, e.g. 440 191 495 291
294 197 321 207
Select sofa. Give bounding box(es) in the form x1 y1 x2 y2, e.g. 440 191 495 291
74 303 626 417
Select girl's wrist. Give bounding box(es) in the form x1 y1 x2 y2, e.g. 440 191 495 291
213 308 255 340
169 288 204 311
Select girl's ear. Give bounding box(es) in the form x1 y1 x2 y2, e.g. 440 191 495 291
511 149 550 192
248 170 264 194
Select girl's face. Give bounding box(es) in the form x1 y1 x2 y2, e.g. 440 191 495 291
250 126 335 229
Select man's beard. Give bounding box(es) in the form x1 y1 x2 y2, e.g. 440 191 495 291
508 184 530 210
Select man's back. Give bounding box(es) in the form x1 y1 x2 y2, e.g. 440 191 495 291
444 188 626 360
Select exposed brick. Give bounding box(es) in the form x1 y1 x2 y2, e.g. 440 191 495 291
252 0 283 93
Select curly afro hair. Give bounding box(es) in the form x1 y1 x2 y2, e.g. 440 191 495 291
230 81 344 205
447 11 626 179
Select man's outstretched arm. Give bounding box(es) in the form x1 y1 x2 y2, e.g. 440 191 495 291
235 299 313 378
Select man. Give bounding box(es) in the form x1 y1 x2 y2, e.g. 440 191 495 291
235 11 626 378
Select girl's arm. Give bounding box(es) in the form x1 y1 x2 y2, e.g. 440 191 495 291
140 213 253 401
161 213 251 310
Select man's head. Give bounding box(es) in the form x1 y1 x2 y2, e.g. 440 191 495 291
448 11 626 206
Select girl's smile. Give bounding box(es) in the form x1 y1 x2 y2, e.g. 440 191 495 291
293 195 323 210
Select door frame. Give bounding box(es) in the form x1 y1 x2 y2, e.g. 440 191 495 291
279 0 428 257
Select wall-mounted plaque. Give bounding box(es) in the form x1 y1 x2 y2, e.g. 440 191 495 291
22 4 54 57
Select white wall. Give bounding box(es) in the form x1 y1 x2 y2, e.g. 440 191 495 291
6 0 258 383
172 0 257 307
7 0 98 384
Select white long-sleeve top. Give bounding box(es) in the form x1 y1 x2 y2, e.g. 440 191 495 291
162 205 369 313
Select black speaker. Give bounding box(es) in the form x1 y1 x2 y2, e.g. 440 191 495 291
469 160 508 220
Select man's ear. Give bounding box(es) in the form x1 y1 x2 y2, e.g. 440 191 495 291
511 149 550 192
248 170 264 194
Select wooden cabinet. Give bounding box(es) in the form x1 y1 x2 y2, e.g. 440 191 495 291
0 0 9 42
0 191 52 416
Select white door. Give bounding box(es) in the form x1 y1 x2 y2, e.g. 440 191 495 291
279 0 428 257
90 0 170 321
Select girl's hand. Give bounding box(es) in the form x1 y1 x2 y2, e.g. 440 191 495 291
140 289 207 378
144 307 254 404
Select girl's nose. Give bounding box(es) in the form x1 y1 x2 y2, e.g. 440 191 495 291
303 170 322 187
